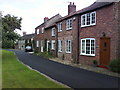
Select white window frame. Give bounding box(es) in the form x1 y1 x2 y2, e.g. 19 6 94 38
51 40 55 50
80 38 95 56
66 40 72 53
58 22 62 32
36 41 39 47
52 27 55 36
58 40 62 52
37 29 39 34
81 11 96 27
66 18 72 30
41 27 44 33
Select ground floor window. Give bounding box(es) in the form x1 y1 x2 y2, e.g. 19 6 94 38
51 40 55 50
81 38 95 56
36 41 39 47
58 40 62 52
66 40 71 53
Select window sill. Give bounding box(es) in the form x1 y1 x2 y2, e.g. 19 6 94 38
58 51 62 53
81 24 96 28
66 52 71 54
80 53 95 56
66 28 72 31
58 30 62 32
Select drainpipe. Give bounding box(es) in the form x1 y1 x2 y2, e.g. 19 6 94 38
77 14 80 64
55 24 58 57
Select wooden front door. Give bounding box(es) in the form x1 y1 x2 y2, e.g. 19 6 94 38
100 37 110 65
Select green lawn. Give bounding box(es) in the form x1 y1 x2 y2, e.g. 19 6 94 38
2 50 67 88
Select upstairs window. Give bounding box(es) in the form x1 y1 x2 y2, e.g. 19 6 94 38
58 22 62 32
66 40 72 53
81 11 96 27
37 29 39 34
41 27 44 33
81 38 95 56
52 27 55 36
66 18 72 30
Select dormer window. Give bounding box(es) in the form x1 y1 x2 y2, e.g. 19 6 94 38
81 11 96 27
66 18 72 30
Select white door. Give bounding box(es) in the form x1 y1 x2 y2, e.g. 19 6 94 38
47 40 50 51
41 40 43 52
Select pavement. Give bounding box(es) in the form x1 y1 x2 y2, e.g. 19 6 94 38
8 50 120 89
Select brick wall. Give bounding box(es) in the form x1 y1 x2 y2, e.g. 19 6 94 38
57 16 79 62
79 4 119 65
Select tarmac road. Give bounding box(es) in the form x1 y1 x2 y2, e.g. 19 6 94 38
9 50 120 89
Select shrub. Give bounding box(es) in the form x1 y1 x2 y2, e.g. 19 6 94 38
109 59 120 73
93 60 98 65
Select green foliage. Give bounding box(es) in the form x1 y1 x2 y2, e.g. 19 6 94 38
2 50 65 88
109 59 120 73
93 60 98 65
2 39 14 48
2 14 22 48
37 51 55 59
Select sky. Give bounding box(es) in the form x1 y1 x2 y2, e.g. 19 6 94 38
0 0 97 36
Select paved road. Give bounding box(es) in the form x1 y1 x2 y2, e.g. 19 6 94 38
10 50 119 89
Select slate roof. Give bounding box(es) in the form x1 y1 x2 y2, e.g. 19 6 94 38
56 2 113 22
35 14 62 29
44 14 62 29
21 34 35 40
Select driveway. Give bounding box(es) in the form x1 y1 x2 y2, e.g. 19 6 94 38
9 50 120 89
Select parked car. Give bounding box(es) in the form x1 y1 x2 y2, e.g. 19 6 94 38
25 46 33 52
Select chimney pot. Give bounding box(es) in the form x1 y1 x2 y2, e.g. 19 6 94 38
68 2 76 15
23 32 26 36
44 17 49 22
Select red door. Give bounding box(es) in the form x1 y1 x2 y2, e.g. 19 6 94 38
100 37 110 65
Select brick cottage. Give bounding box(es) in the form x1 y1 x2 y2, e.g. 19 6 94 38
35 1 120 66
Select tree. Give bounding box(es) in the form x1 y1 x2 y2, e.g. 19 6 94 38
2 14 22 48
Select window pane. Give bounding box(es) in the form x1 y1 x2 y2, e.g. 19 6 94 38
87 13 90 25
91 40 95 54
86 40 90 54
91 13 95 24
60 41 62 51
70 19 72 28
82 15 85 25
82 40 85 53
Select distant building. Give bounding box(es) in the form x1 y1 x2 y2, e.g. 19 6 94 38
18 33 35 51
35 14 62 56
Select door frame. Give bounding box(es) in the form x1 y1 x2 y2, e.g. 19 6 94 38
100 37 110 65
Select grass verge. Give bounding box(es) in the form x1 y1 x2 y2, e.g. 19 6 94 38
2 50 67 88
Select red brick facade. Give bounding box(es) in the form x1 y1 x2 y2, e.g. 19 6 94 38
35 2 120 65
79 2 120 65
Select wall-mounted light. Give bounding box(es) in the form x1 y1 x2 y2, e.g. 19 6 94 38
102 32 106 37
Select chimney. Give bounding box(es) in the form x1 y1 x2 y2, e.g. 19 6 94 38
23 32 26 36
68 2 76 15
44 17 49 22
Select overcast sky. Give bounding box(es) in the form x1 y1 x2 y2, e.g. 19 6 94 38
0 0 96 36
